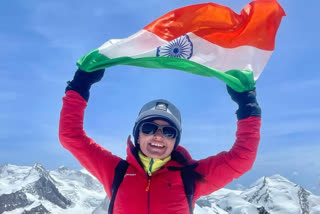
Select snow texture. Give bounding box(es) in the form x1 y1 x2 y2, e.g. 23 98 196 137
0 163 319 214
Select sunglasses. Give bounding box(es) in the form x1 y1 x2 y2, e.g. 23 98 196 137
140 122 178 139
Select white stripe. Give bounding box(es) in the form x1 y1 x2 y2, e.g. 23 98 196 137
188 33 273 80
98 30 167 58
99 31 272 80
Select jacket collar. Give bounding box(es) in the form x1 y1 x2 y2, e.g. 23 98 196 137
125 136 195 175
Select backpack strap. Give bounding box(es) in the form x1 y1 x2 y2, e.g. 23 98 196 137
181 168 196 214
108 159 129 214
168 163 199 214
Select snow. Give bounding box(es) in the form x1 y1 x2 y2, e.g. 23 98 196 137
196 174 320 214
0 163 106 214
311 205 320 214
194 203 228 214
1 164 320 214
241 175 320 214
217 192 260 214
0 164 39 195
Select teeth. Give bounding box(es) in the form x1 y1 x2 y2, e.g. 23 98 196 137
151 143 164 148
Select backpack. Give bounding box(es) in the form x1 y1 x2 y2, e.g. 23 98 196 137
108 159 197 214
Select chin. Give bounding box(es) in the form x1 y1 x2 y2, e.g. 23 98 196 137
148 154 161 159
147 153 167 159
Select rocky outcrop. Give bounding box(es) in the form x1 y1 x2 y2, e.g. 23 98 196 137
298 186 310 214
22 204 50 214
29 176 72 209
257 206 270 214
0 163 105 213
196 198 212 208
0 190 31 213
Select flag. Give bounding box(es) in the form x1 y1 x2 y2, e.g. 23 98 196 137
77 0 285 92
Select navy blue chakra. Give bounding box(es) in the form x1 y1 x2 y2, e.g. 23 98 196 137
156 35 193 59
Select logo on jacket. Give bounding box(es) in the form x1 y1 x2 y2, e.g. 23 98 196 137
124 173 137 177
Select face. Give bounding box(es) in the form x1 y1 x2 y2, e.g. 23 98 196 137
138 120 176 159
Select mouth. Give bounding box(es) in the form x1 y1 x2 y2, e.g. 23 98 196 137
149 142 165 149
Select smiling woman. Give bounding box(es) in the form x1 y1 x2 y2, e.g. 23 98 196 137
2 1 320 213
59 67 261 214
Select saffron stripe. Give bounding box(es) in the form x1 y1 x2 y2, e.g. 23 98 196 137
143 0 285 50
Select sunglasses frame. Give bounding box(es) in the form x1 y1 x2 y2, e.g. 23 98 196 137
139 122 178 139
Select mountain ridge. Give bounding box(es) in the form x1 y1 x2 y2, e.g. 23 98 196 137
0 163 319 214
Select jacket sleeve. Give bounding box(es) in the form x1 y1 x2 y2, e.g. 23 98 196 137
194 116 261 198
59 90 122 198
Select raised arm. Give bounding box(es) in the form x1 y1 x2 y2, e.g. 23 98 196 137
59 69 121 198
195 86 261 198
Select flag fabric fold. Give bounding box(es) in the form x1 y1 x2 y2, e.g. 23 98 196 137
77 0 285 92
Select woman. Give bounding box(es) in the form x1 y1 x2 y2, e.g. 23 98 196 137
59 68 261 214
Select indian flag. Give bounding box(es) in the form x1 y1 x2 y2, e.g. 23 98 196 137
77 0 285 92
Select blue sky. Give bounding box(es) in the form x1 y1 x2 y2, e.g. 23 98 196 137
1 0 319 195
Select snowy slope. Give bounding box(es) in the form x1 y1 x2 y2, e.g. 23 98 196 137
195 175 320 214
241 175 320 214
1 163 319 214
0 163 105 214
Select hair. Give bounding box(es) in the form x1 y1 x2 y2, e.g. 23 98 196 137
170 150 204 183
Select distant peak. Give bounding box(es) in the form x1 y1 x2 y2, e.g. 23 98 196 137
0 163 15 170
58 165 68 170
57 166 69 173
0 163 9 168
33 162 44 169
268 174 289 181
32 162 49 177
0 163 8 171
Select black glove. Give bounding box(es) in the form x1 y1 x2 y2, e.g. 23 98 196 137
66 69 105 101
227 86 261 120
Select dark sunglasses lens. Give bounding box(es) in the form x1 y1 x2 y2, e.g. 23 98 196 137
162 127 177 139
141 123 158 135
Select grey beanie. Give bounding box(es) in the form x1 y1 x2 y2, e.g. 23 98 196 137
133 99 182 148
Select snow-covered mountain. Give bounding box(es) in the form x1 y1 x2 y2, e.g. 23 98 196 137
0 163 319 214
196 175 320 214
0 163 105 214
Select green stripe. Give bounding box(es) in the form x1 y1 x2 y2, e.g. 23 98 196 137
77 49 255 92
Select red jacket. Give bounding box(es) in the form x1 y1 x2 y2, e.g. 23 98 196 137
59 90 261 214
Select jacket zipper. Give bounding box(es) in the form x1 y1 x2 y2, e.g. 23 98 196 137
148 158 154 176
147 176 151 214
146 158 154 214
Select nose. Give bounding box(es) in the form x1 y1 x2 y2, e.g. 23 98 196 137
154 128 163 137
